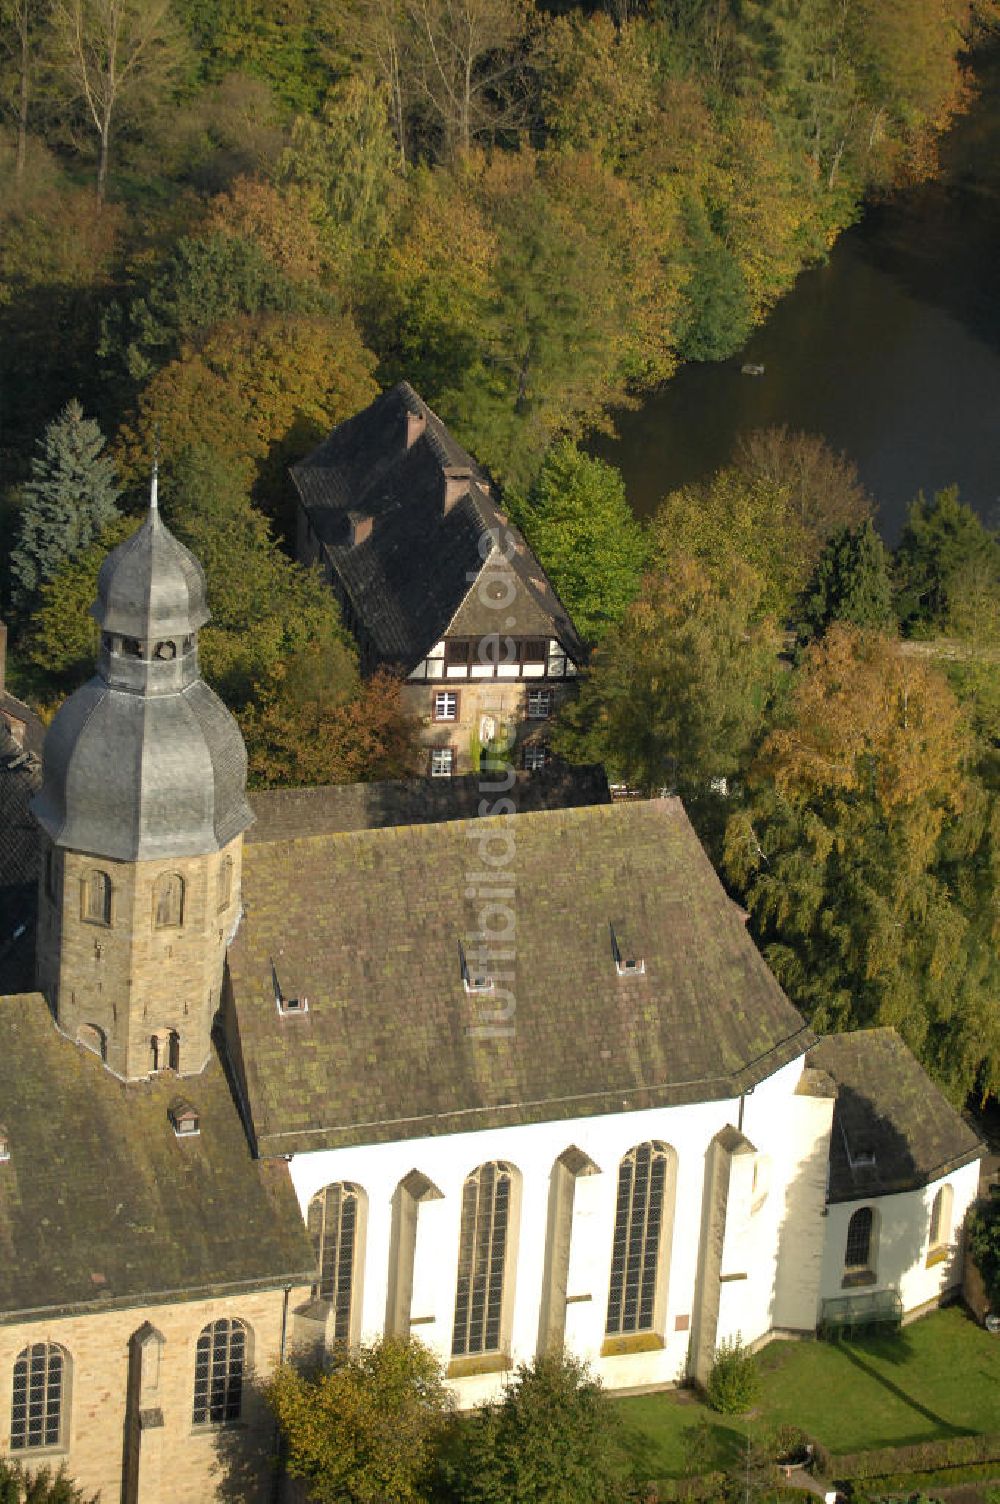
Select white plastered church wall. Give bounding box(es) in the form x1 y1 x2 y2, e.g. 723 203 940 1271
818 1158 980 1314
286 1052 824 1403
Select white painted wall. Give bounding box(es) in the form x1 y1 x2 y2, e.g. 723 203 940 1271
818 1159 981 1315
287 1053 822 1403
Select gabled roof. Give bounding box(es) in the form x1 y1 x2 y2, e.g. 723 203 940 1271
0 994 314 1319
290 383 585 668
808 1030 983 1201
246 766 611 844
225 798 813 1155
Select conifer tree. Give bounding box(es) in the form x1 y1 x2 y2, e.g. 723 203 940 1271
11 399 121 610
796 519 895 646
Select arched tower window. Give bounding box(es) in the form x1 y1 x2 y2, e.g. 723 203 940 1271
308 1183 366 1343
153 873 184 929
843 1206 878 1285
928 1184 953 1258
193 1318 248 1426
452 1161 518 1358
11 1342 68 1450
606 1141 673 1337
77 1023 106 1061
81 869 111 926
217 856 233 913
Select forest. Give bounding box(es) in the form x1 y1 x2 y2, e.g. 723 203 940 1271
2 0 999 1107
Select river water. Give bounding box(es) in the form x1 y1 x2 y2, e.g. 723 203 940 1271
594 53 1000 543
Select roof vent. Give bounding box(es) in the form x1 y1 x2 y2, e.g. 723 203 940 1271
610 920 644 977
460 941 494 994
272 959 309 1017
168 1100 200 1138
347 511 372 547
0 1125 9 1162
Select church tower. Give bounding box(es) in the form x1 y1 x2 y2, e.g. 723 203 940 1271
32 476 253 1080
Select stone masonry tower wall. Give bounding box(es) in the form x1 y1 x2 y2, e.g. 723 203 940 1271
31 475 253 1080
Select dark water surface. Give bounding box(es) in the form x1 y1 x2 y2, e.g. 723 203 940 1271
594 55 1000 543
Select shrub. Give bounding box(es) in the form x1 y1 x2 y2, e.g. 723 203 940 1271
706 1336 759 1415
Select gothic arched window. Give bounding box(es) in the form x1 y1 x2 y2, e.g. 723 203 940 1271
217 856 233 913
81 869 111 926
192 1319 248 1426
452 1162 517 1358
153 873 184 929
843 1206 878 1285
928 1184 953 1257
606 1141 674 1337
308 1183 365 1343
11 1342 68 1450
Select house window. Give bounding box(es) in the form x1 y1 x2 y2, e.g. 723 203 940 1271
308 1184 364 1342
843 1206 877 1284
522 743 548 772
150 1030 180 1074
11 1343 66 1450
193 1319 247 1426
519 639 547 664
81 869 111 926
44 848 58 903
153 873 184 929
526 689 554 719
452 1162 515 1357
430 748 454 778
606 1142 669 1336
217 856 233 913
928 1184 953 1259
433 691 459 722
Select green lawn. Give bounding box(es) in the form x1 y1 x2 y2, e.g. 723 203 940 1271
615 1306 1000 1480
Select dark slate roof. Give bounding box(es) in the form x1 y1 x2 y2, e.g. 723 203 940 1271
246 766 611 844
0 726 40 996
0 994 314 1319
290 383 585 668
226 798 814 1155
94 495 209 640
808 1030 984 1202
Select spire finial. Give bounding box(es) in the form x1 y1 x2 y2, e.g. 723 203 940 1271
150 433 160 516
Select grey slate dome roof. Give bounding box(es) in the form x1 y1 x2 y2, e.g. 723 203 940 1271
93 505 209 639
33 500 252 861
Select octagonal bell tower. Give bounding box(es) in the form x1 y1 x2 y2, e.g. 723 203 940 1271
32 474 254 1080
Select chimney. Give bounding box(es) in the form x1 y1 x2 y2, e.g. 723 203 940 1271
405 408 426 449
442 467 471 514
347 511 373 547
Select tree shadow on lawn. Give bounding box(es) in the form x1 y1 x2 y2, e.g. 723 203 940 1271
833 1340 974 1440
619 1407 746 1481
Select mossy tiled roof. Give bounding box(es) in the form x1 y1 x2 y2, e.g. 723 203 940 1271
809 1029 983 1201
0 994 315 1319
227 798 813 1154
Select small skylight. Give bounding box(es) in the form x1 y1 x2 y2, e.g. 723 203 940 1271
610 920 645 977
459 941 494 994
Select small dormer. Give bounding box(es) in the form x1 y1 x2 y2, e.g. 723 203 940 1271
271 960 308 1016
168 1099 200 1137
610 920 645 977
460 941 493 994
0 1124 9 1162
347 511 373 547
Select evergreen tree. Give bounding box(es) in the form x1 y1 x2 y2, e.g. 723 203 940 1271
895 485 1000 637
10 399 121 611
511 440 647 642
797 519 895 645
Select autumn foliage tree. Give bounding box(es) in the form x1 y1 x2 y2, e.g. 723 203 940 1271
723 625 1000 1101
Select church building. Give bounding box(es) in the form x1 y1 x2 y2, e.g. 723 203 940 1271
0 485 984 1502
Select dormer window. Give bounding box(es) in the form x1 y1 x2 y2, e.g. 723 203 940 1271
610 921 644 977
460 941 493 994
0 1126 9 1162
272 960 308 1016
168 1099 200 1137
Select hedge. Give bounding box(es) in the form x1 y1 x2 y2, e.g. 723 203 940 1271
827 1432 1000 1481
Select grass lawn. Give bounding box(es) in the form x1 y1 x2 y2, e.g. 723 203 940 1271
615 1306 1000 1480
